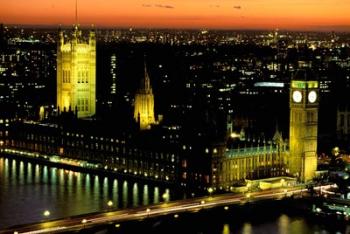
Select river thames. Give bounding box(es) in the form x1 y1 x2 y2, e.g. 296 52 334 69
1 156 350 233
0 157 175 228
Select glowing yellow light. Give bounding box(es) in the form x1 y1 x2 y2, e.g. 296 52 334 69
230 132 240 138
107 200 113 207
162 193 169 200
43 210 50 217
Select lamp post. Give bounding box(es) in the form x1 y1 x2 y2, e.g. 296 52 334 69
146 208 151 218
207 187 214 196
108 200 113 206
107 200 114 210
162 192 169 202
81 219 87 229
43 210 50 219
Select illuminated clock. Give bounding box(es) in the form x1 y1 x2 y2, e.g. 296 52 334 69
308 90 317 103
292 90 302 103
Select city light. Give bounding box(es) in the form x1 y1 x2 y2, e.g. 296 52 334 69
107 200 113 207
43 210 50 217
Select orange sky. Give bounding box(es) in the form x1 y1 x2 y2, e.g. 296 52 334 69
1 0 350 30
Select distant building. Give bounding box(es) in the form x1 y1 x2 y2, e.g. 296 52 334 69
336 104 350 140
134 62 156 130
56 26 96 118
110 54 117 97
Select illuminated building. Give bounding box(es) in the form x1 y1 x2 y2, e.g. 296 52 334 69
3 121 178 183
336 104 350 141
110 54 117 96
134 62 156 130
289 70 319 181
210 129 289 189
56 26 96 118
0 42 56 118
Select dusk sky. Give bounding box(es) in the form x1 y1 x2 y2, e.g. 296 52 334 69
1 0 350 30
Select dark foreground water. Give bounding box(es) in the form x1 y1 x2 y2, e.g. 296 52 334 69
1 157 350 233
104 201 350 234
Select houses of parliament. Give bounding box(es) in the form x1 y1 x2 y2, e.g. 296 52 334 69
0 25 319 191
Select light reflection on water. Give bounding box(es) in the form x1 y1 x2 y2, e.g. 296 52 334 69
0 157 174 228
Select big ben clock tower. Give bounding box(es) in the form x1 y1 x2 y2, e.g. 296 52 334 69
289 70 319 181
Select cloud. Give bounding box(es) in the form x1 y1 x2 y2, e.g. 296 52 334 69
233 6 242 10
209 5 220 8
142 3 175 9
155 4 174 9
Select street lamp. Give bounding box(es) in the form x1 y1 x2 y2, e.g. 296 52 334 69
207 187 214 196
146 208 151 217
162 193 169 202
81 219 87 229
43 210 50 217
280 179 285 187
107 200 114 207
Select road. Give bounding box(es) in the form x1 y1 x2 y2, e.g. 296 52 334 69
1 186 309 234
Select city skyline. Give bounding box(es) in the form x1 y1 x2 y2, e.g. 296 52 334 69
1 0 350 31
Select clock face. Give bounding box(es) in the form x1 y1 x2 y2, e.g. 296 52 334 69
292 90 302 103
308 90 317 103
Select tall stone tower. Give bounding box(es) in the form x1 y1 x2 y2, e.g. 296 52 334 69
56 26 96 118
289 69 319 181
134 62 156 130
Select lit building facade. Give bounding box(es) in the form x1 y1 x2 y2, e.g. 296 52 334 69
110 54 117 96
209 131 289 189
57 26 96 118
134 63 156 130
3 121 179 183
289 73 319 181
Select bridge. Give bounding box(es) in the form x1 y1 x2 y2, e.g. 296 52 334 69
0 185 318 234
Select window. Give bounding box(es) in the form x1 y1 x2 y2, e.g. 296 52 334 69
63 70 66 83
78 71 81 83
63 70 70 83
77 98 89 112
85 71 89 83
340 114 345 127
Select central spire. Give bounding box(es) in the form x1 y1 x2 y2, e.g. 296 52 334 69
134 59 156 130
75 0 78 27
141 61 152 92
